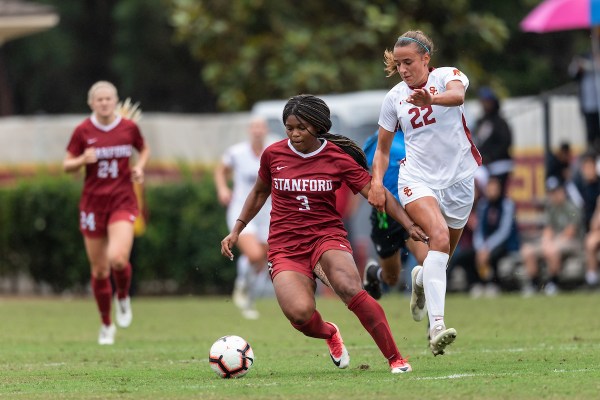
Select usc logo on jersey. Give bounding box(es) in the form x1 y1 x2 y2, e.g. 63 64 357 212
453 69 462 76
403 186 413 197
429 87 438 96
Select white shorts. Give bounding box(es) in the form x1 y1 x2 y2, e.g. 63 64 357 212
227 201 271 243
398 176 475 229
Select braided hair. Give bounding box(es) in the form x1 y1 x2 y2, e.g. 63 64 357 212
282 94 368 170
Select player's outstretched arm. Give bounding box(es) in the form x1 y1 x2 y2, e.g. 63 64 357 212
221 177 271 260
361 182 428 243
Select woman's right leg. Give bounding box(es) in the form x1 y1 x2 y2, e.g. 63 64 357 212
273 270 347 368
84 236 115 344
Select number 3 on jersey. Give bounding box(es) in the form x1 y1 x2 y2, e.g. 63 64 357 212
97 159 119 178
296 195 310 211
408 106 436 129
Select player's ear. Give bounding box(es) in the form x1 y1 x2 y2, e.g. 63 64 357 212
423 52 430 65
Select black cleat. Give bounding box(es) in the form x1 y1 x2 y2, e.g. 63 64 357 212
363 260 382 300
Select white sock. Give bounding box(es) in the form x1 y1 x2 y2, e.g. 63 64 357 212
416 266 424 287
586 270 599 286
423 250 450 328
235 255 251 290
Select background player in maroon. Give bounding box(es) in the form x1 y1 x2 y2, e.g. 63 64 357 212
221 94 427 374
63 81 150 345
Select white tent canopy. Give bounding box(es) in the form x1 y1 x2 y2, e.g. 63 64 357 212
0 0 58 45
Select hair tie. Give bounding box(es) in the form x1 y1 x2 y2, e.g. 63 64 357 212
398 36 430 54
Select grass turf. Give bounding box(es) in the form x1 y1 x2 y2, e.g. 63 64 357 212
0 292 599 399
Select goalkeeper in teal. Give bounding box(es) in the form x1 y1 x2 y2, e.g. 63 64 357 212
362 129 410 299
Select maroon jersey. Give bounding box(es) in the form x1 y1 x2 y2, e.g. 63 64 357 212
259 139 371 250
66 116 144 212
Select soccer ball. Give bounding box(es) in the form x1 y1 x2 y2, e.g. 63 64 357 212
209 335 254 378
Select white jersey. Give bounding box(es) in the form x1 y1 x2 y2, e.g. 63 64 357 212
222 141 271 241
378 67 481 189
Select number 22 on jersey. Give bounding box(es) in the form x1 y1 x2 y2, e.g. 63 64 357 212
408 106 436 129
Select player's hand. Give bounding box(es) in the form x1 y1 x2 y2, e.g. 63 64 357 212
407 223 429 244
406 88 433 107
131 166 144 183
221 233 238 261
82 147 97 164
217 188 232 207
368 182 386 212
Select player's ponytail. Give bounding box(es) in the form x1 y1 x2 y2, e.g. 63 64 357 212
321 133 368 170
283 94 368 170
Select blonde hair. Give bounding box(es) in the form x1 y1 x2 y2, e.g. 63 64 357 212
384 30 435 77
87 81 118 105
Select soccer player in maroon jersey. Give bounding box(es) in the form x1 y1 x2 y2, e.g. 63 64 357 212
63 81 150 345
221 94 428 374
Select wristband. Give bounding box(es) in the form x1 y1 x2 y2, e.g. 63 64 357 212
236 218 248 227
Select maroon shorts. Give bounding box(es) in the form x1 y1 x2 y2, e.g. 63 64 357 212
79 208 138 238
267 235 353 281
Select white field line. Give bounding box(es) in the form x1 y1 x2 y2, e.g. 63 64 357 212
412 368 596 381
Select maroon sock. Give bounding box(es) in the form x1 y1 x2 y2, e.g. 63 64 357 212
112 263 132 300
91 276 113 326
347 289 402 362
291 310 337 339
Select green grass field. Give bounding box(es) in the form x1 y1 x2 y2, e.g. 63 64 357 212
1 292 599 399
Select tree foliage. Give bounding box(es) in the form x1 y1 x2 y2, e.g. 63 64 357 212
1 0 593 114
168 0 514 110
3 0 215 114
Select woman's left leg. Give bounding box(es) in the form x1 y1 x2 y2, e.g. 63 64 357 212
320 249 411 372
107 219 135 327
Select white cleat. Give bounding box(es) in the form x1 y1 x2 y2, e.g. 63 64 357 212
115 296 133 328
390 358 412 374
429 324 457 356
98 323 116 345
241 308 260 320
326 323 350 369
410 265 427 321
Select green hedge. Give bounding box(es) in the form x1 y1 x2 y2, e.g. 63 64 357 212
0 172 236 294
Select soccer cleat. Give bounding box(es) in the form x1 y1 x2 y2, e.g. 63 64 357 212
325 322 350 369
115 296 133 328
543 282 559 296
410 265 427 321
363 260 382 300
429 324 457 356
390 358 412 374
98 323 116 345
241 308 260 320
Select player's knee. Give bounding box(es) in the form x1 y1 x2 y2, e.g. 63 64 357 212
109 254 129 270
428 226 450 253
286 308 315 326
91 267 110 280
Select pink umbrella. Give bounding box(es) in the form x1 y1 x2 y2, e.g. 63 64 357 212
520 0 600 156
521 0 600 33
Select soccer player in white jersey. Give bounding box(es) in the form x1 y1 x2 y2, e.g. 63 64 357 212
215 117 274 319
367 30 482 356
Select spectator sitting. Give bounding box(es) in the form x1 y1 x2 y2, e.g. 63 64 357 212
520 176 583 297
584 198 600 289
546 141 584 208
573 151 600 232
472 175 520 297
